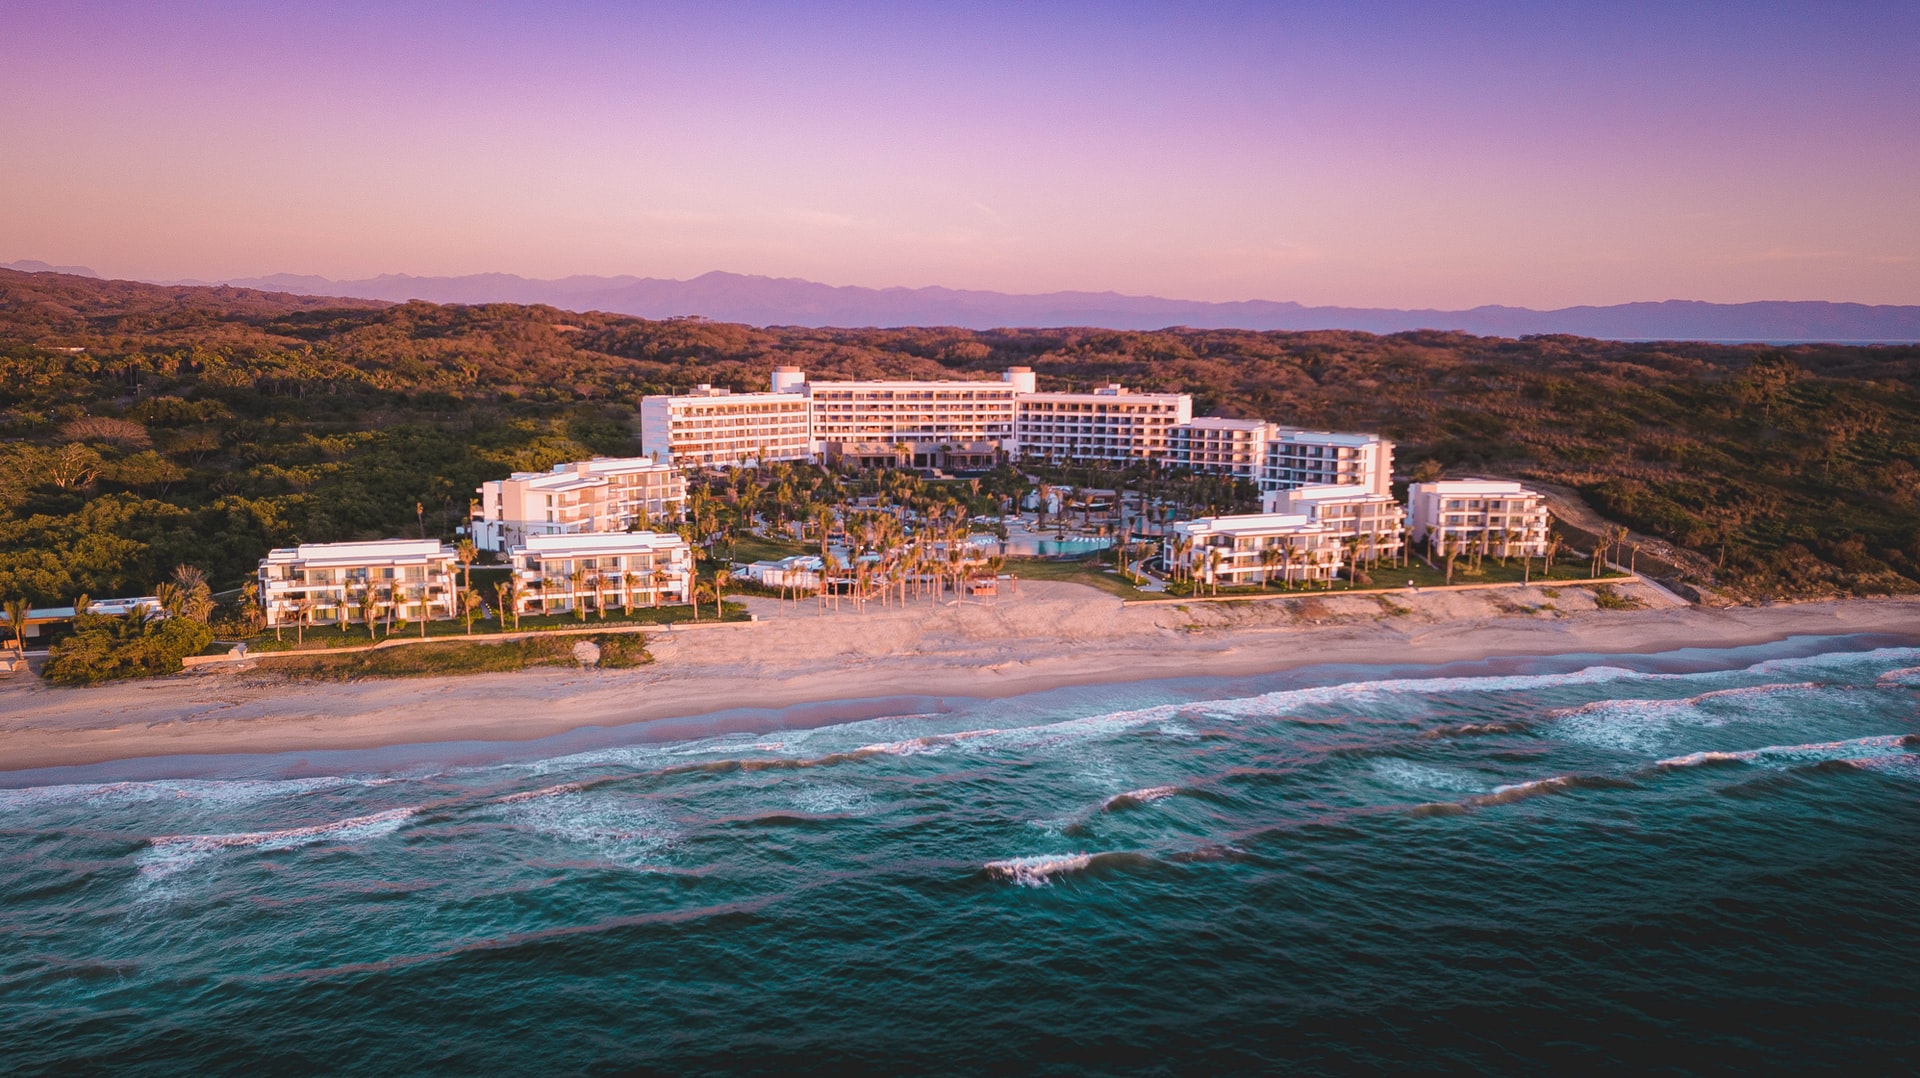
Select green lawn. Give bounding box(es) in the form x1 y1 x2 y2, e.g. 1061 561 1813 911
266 632 653 680
1002 555 1160 599
247 600 748 652
731 534 814 564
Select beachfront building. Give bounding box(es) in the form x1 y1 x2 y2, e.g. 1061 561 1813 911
507 532 692 616
1260 429 1395 496
257 539 457 629
472 456 686 554
1167 417 1268 480
1014 385 1193 464
638 383 813 469
1264 484 1407 563
1407 479 1552 559
1159 511 1344 588
1167 512 1343 588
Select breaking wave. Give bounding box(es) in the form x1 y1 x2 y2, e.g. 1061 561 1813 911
137 806 418 880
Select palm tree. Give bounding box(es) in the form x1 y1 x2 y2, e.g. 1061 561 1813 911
295 596 316 646
492 581 513 632
710 568 728 619
170 565 215 623
461 588 482 634
1544 531 1564 575
455 538 478 596
1259 545 1281 590
623 571 641 616
239 579 263 634
651 565 671 609
3 597 28 654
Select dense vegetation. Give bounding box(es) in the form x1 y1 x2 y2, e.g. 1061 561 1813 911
3 268 1916 604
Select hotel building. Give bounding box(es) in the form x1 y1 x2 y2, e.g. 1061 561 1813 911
1260 429 1395 496
1264 484 1406 562
638 367 1397 490
638 383 813 469
1167 417 1268 480
472 456 686 554
1407 480 1552 558
1167 512 1344 587
257 539 458 629
1013 384 1193 464
508 532 693 616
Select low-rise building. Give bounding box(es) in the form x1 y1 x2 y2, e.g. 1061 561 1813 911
508 532 692 616
1168 417 1268 480
1407 479 1551 558
1167 512 1343 587
1260 429 1395 496
257 539 457 629
1264 484 1407 563
473 456 686 554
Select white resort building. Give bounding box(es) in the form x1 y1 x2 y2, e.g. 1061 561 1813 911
257 539 458 629
507 532 692 616
637 367 1398 490
1265 484 1407 562
472 456 686 554
1167 417 1268 480
1260 428 1395 496
1167 512 1344 588
638 383 814 469
1407 480 1552 558
1013 384 1193 464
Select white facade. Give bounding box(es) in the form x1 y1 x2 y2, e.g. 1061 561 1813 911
258 539 457 628
1168 512 1343 587
1261 429 1395 496
638 385 813 469
1168 417 1268 480
1014 385 1193 464
1264 484 1406 562
807 373 1021 445
473 456 686 554
1407 480 1551 558
509 532 692 615
636 366 1400 489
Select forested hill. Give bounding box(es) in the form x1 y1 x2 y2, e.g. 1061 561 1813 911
2 268 1917 604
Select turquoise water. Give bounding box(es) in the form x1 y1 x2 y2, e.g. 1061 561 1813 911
3 636 1918 1073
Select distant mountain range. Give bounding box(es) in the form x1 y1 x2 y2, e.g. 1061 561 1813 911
6 260 1918 341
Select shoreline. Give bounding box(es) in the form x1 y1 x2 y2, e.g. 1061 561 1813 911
2 580 1917 776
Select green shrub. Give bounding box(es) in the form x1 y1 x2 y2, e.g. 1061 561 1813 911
43 614 214 686
1590 583 1643 610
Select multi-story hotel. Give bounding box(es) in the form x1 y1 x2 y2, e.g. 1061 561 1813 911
638 383 813 469
1260 428 1395 496
1013 384 1193 464
508 532 693 616
472 456 686 554
1167 417 1268 480
1167 512 1344 587
1407 480 1552 558
257 539 458 628
1264 483 1406 562
638 368 1399 487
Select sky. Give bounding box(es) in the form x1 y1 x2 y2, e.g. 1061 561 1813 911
3 1 1917 308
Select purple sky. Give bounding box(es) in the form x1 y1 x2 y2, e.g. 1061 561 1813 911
3 1 1916 307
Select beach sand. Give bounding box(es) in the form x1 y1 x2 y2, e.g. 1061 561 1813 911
2 579 1915 772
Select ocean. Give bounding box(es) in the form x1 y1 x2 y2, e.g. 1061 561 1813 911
3 635 1917 1074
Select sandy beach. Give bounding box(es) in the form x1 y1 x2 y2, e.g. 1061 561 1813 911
2 579 1916 773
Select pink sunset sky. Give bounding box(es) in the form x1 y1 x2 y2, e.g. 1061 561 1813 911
3 1 1916 309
